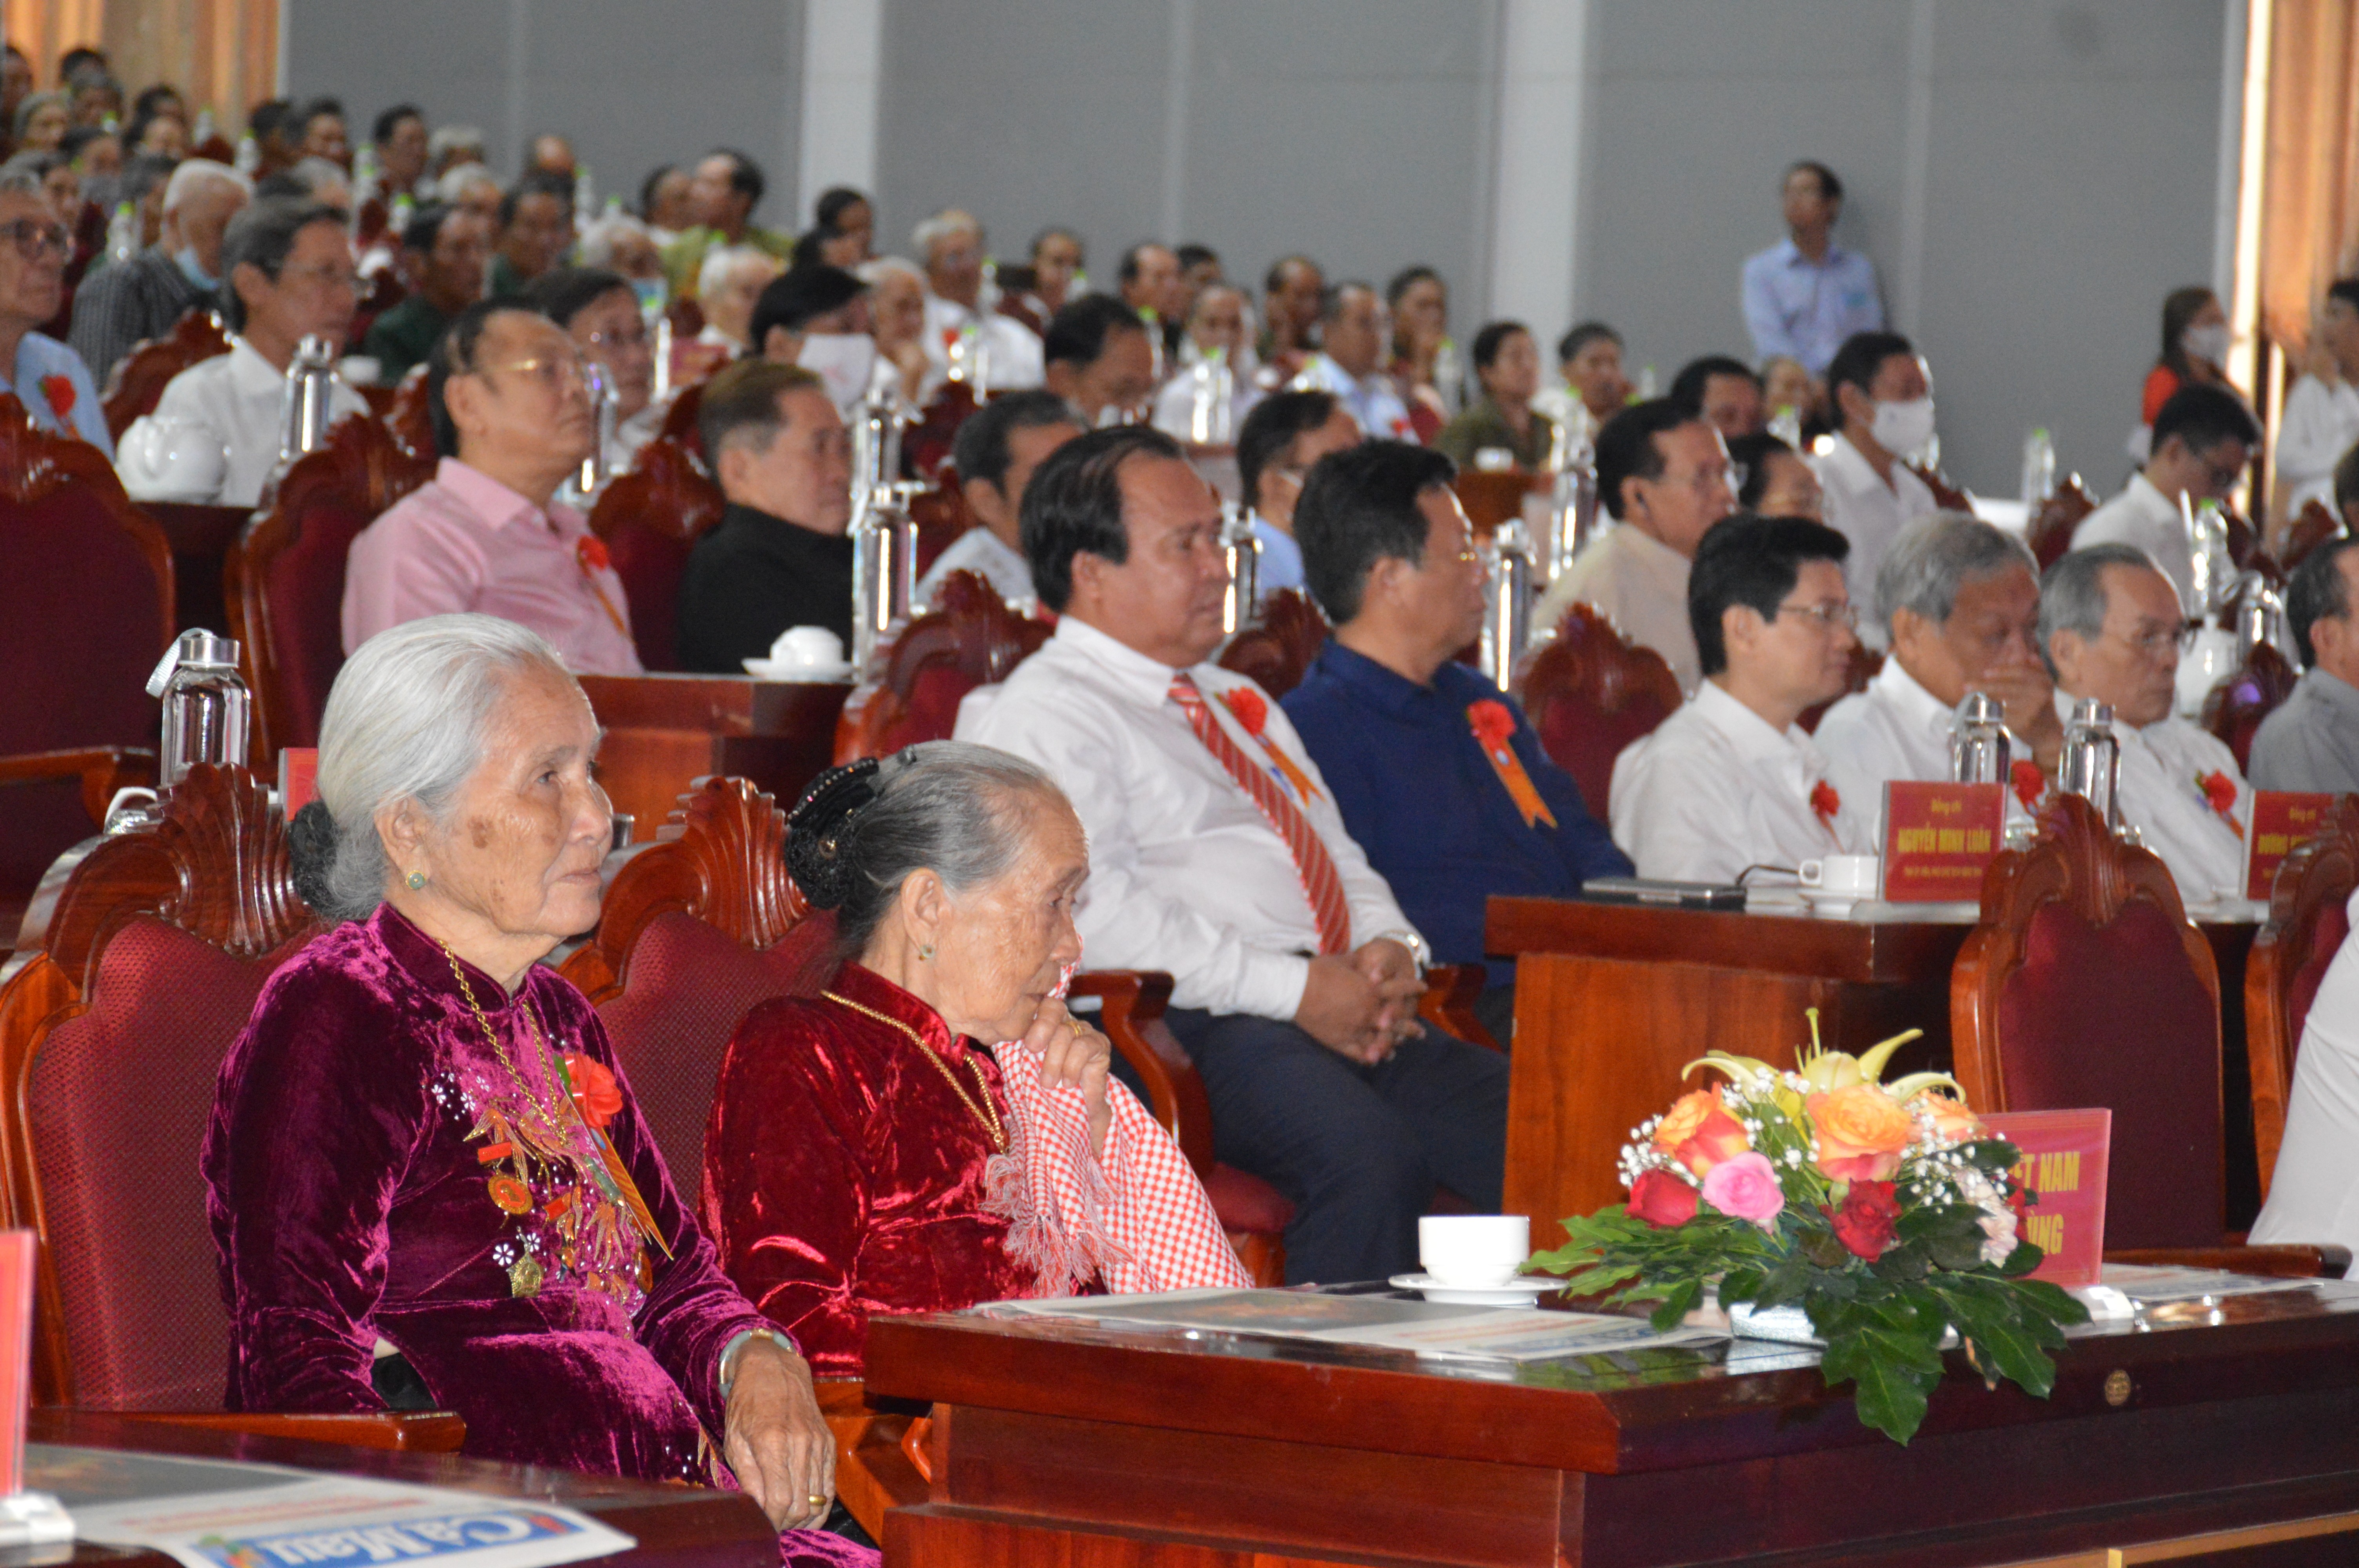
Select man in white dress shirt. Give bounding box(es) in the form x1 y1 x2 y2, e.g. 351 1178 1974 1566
1612 514 1872 881
2249 893 2359 1256
2072 385 2257 616
1041 295 1158 429
1814 330 1939 641
1818 514 2062 842
2040 544 2252 903
958 424 1507 1284
2272 279 2359 515
913 207 1043 392
914 388 1078 608
1532 399 1736 692
117 198 368 507
1290 281 1413 441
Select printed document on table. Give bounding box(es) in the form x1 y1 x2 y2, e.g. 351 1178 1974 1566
33 1445 633 1568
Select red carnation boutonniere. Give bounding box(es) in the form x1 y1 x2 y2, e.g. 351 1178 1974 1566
2197 769 2243 840
1810 778 1843 840
560 1053 625 1130
2010 759 2046 812
1218 687 1320 803
576 535 611 575
1467 699 1556 828
38 374 75 421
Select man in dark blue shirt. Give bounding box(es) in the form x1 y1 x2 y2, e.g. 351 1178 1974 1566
1284 441 1631 1044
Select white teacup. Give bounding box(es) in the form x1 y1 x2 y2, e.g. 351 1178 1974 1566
133 416 227 499
1799 853 1880 899
1418 1214 1529 1287
767 626 845 670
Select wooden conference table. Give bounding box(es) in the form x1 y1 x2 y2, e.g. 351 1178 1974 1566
866 1283 2359 1565
576 674 851 844
16 1408 777 1568
1488 896 2266 1248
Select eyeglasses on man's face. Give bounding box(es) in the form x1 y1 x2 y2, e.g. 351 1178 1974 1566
477 355 589 394
1774 598 1859 632
0 216 70 261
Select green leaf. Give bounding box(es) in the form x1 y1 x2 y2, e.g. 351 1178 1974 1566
1647 1276 1702 1332
1817 1319 1943 1443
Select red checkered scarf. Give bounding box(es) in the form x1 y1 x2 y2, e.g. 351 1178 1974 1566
980 969 1252 1296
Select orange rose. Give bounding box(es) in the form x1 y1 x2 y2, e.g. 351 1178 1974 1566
1914 1093 1984 1143
1807 1083 1913 1181
1653 1087 1750 1176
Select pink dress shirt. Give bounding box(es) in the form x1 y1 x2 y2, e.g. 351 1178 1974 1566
342 458 643 674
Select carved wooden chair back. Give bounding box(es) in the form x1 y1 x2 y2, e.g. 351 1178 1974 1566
385 363 436 460
1215 588 1329 700
834 570 1051 762
1515 602 1682 818
2280 500 2345 573
2246 797 2359 1203
102 310 230 440
2028 475 2098 571
0 396 175 918
0 765 320 1407
1950 794 2223 1249
2199 641 2299 773
1452 471 1540 538
585 437 729 672
225 415 437 758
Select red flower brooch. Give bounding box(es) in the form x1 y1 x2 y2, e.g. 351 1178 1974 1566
561 1053 624 1130
1810 778 1842 835
576 535 611 574
1223 688 1267 735
38 374 74 420
2010 760 2046 811
1467 699 1555 828
2197 769 2243 839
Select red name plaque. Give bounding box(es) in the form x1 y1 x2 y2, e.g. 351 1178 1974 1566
278 747 319 817
0 1229 31 1493
1983 1109 2111 1287
1881 782 2005 901
2245 791 2338 900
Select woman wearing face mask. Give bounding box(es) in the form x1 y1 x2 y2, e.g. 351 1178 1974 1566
2145 287 2231 428
749 265 878 418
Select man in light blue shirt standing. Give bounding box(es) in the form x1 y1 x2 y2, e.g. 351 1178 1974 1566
1741 161 1885 380
0 171 113 456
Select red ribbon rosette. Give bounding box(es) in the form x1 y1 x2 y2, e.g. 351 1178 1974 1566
562 1053 625 1129
38 374 74 420
1467 699 1556 828
576 535 611 574
2009 759 2045 811
2197 769 2243 839
1223 687 1267 735
1218 687 1320 802
1810 778 1842 833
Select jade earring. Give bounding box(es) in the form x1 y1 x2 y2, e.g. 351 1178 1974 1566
407 871 427 890
918 942 935 961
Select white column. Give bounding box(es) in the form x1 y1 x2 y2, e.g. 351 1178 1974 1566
1486 0 1587 337
800 0 884 228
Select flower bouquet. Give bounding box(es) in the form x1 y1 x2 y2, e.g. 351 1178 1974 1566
1527 1014 2089 1443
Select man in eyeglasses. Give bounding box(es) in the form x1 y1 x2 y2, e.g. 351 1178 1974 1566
0 169 112 451
342 299 641 675
1610 512 1871 882
116 198 367 506
2040 543 2250 902
2072 385 2259 617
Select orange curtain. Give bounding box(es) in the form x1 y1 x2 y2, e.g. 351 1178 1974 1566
2256 0 2359 363
4 0 276 132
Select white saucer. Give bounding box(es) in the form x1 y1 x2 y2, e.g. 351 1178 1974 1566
1801 888 1864 918
1389 1272 1561 1306
743 658 856 682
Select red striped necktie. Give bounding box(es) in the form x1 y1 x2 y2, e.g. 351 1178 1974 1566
1167 673 1352 956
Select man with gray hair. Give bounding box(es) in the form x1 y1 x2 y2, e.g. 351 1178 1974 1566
2250 537 2359 793
117 199 366 505
0 166 111 450
914 206 1043 391
1817 512 2060 840
69 158 252 385
2040 543 2251 901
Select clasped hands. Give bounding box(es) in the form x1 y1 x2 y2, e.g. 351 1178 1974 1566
1294 938 1424 1065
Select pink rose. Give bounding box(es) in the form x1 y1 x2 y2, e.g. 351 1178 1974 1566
1699 1151 1786 1229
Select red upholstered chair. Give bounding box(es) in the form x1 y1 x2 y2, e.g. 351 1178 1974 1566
225 415 436 760
2246 797 2359 1203
0 397 171 940
585 437 728 672
1906 461 1973 513
1215 588 1329 700
835 570 1051 764
2200 641 2299 773
2028 475 2097 571
0 764 459 1450
2280 499 2344 573
909 483 970 581
657 381 707 456
1514 602 1682 820
902 381 981 483
1951 794 2329 1272
102 309 229 439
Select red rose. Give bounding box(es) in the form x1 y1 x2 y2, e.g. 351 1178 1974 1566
1467 698 1516 754
39 374 75 420
1828 1179 1901 1260
1221 688 1267 736
1810 778 1841 824
1628 1168 1701 1228
576 535 611 574
562 1053 625 1129
2010 759 2045 811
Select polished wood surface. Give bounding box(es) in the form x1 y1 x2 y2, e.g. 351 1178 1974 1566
576 675 852 842
1215 588 1329 699
1488 895 1969 1241
27 1408 778 1568
868 1285 2359 1567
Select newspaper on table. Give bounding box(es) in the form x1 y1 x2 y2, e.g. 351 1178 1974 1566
974 1287 1726 1363
31 1445 634 1568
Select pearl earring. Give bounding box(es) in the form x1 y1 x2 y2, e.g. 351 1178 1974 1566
407 871 427 890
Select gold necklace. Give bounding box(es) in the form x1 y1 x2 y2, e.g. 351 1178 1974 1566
441 942 573 1125
822 991 1007 1153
